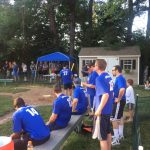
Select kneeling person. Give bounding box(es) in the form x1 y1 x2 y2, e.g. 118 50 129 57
46 84 72 131
11 97 50 150
72 78 88 115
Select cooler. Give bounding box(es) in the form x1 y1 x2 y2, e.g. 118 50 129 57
0 136 14 150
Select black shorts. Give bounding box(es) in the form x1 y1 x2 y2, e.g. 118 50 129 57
64 83 72 89
127 103 135 110
93 115 111 140
111 100 126 121
48 122 64 131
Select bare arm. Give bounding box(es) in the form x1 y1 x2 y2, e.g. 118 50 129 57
82 82 95 88
72 98 78 112
46 113 58 125
10 132 21 139
115 88 125 103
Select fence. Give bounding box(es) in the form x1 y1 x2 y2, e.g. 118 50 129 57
132 94 150 150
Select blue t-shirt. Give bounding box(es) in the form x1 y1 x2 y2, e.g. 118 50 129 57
113 74 126 101
12 106 50 140
60 68 73 84
87 71 98 96
94 72 113 115
73 86 88 114
53 94 72 127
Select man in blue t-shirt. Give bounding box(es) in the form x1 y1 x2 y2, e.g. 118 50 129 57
82 63 98 112
72 77 88 115
111 65 126 146
11 97 50 150
46 84 72 130
59 66 73 97
92 59 113 150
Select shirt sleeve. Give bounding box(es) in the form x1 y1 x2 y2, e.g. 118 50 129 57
96 77 109 96
53 101 61 115
74 88 79 99
118 77 126 89
125 87 131 99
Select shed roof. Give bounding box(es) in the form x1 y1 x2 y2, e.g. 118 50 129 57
79 46 141 57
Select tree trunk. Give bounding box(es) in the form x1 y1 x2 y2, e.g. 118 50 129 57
146 0 150 39
89 0 93 29
126 0 134 43
67 0 76 56
48 0 59 48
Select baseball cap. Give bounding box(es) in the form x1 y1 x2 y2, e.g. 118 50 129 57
73 77 81 85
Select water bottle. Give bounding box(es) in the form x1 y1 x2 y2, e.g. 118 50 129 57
27 140 33 150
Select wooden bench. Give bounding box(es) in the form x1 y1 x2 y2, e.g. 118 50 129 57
0 79 14 86
34 114 85 150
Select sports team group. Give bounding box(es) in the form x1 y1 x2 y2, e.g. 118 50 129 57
10 59 135 150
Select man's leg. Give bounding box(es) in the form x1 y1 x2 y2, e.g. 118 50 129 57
69 88 72 97
99 133 112 150
112 121 119 140
119 117 124 139
100 140 109 150
107 133 112 150
99 115 112 150
111 102 120 144
13 138 28 150
48 122 64 131
118 101 126 139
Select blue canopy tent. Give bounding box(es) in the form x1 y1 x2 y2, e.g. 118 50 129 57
36 52 75 77
37 52 74 62
37 52 75 70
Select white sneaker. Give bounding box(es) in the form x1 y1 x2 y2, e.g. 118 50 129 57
111 138 120 146
119 135 124 140
112 135 115 139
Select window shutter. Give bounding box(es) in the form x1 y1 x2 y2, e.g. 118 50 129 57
120 60 123 69
133 60 136 69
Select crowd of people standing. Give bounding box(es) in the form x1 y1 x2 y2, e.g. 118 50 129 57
1 60 36 82
81 60 135 149
0 61 67 82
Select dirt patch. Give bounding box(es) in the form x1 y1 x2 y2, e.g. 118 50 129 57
13 86 55 106
0 85 56 125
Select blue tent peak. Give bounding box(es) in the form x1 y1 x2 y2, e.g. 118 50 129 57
37 52 74 62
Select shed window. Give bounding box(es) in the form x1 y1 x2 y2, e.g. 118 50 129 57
120 59 136 70
82 59 96 67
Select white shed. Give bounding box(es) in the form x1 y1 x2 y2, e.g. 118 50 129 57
78 46 141 85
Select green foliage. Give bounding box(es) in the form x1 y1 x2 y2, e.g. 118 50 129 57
0 0 149 69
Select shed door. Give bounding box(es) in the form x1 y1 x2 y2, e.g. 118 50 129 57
105 57 119 76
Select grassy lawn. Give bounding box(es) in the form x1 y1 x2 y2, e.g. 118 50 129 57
134 85 150 97
0 95 13 116
0 105 133 150
0 86 149 149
